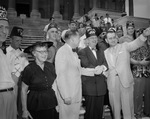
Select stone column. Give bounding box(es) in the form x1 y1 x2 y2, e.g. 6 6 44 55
92 0 97 9
125 0 129 16
30 0 41 19
63 0 69 20
52 0 62 19
73 0 81 20
7 0 17 18
129 0 134 16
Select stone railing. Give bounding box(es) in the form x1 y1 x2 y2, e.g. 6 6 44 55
78 9 123 22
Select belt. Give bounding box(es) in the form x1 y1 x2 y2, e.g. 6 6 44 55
0 87 13 93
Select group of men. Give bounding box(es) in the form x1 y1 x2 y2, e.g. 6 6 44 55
54 19 150 119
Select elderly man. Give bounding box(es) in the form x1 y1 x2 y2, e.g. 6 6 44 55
78 28 108 119
55 30 102 119
104 27 150 119
0 6 17 119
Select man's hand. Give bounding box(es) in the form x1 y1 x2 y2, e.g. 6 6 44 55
64 97 72 105
94 66 104 75
140 58 150 66
103 71 108 78
22 110 33 119
143 27 150 37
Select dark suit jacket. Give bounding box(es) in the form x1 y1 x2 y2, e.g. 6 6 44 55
78 46 108 96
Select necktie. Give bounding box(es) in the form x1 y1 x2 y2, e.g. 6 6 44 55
91 48 97 59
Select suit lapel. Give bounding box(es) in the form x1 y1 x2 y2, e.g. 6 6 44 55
105 49 113 68
114 44 122 66
66 44 81 71
86 47 97 65
105 44 122 68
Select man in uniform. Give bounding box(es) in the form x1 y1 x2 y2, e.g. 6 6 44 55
6 26 29 118
78 28 108 119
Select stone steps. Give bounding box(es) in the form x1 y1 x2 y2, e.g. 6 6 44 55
9 17 69 36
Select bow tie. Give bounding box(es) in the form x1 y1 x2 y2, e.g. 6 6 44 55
91 47 97 51
72 48 76 52
0 47 6 54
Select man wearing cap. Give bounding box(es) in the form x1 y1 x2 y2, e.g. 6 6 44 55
46 23 63 63
43 17 56 39
6 26 29 118
55 30 100 119
6 26 29 85
116 25 124 39
0 6 17 119
104 27 150 119
61 20 78 40
78 28 108 119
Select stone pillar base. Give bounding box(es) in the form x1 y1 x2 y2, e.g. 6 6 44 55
73 13 81 20
30 10 41 19
52 11 62 20
7 8 17 18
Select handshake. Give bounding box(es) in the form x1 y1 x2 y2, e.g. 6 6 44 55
94 65 107 75
83 65 108 77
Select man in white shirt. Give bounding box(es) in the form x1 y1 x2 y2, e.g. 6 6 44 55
0 6 17 119
55 30 103 119
6 26 29 87
104 28 150 119
6 26 29 118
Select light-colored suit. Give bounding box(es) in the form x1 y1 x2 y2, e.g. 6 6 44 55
55 43 93 119
104 35 147 119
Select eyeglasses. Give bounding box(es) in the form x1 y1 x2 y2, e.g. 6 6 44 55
35 50 48 54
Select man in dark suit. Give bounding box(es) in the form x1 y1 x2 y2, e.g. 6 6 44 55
78 28 108 119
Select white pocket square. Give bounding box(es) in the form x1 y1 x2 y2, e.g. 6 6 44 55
118 51 123 54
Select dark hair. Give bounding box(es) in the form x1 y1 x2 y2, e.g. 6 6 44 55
49 17 54 21
64 30 78 41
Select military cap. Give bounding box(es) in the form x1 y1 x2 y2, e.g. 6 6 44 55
86 28 96 38
47 23 58 31
10 26 23 38
0 6 8 21
126 21 135 28
116 25 123 31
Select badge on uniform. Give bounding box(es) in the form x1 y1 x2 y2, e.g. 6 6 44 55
0 6 8 21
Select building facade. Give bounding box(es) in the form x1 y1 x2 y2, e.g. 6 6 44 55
0 0 126 20
1 0 149 20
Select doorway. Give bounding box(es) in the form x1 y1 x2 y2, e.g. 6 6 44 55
16 3 30 17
